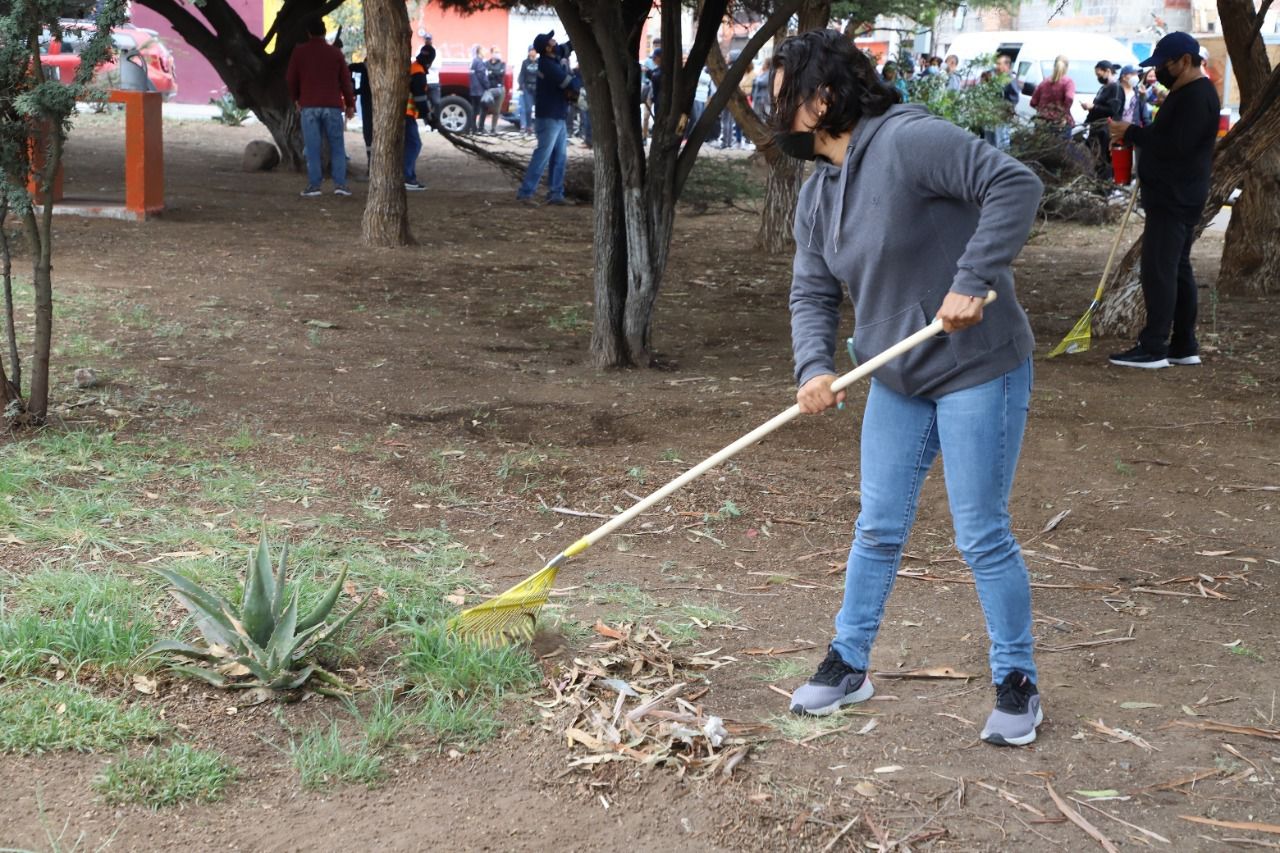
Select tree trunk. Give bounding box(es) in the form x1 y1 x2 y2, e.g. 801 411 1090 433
759 157 805 253
555 0 800 367
24 206 50 423
137 0 341 170
1095 64 1280 335
1216 0 1278 295
1 203 19 395
359 0 412 247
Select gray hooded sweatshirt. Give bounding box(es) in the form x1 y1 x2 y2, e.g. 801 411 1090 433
790 104 1042 399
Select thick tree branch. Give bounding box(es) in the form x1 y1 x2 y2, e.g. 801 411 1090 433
136 0 222 66
676 0 803 192
1248 0 1276 47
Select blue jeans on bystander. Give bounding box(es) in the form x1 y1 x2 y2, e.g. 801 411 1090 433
301 106 348 188
832 358 1037 685
517 117 567 202
403 115 422 183
519 90 535 131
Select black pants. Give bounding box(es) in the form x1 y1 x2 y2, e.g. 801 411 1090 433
469 95 483 133
1138 205 1200 357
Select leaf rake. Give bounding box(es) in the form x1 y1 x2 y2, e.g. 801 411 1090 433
1047 180 1139 358
449 291 998 643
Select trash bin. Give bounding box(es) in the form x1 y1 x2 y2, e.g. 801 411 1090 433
118 48 152 92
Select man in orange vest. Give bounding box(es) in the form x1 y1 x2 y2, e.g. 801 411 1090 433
405 50 431 191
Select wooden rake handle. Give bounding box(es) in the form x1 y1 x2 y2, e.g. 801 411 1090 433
558 290 999 560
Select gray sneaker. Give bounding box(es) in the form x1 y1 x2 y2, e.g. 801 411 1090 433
980 671 1043 746
789 646 874 716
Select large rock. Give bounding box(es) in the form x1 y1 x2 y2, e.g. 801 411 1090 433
242 140 280 172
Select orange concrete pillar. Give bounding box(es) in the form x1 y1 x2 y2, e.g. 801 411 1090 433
109 90 165 218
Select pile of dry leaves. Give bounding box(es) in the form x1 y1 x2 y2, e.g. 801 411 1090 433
535 622 770 778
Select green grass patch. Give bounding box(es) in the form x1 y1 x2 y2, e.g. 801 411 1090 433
589 583 658 622
752 658 811 683
0 604 156 678
766 708 875 741
0 682 165 754
289 720 384 789
94 744 237 808
397 623 538 699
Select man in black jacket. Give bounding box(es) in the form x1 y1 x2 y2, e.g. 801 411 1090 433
1107 32 1220 369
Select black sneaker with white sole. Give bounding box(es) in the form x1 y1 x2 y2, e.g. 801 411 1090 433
1109 345 1169 369
980 671 1043 746
788 645 874 716
1168 349 1202 365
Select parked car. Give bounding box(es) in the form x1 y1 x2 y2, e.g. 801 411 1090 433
39 21 179 101
435 61 513 132
946 30 1138 126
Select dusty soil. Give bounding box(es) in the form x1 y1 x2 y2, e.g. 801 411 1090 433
2 115 1279 852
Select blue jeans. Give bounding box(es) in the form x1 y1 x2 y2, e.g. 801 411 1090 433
517 117 567 202
519 90 535 130
300 106 347 188
832 358 1036 685
404 115 422 182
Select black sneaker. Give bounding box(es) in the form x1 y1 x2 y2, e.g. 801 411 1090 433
333 185 352 197
980 671 1043 746
1168 348 1202 366
788 645 874 716
404 181 427 192
1109 345 1169 369
299 185 322 198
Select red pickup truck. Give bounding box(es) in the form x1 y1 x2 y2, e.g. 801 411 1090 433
434 61 514 132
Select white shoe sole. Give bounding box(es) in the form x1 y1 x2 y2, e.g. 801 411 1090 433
1169 355 1202 365
981 706 1044 746
1109 357 1169 369
791 678 875 717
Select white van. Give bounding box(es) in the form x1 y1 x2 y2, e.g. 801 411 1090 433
944 31 1139 125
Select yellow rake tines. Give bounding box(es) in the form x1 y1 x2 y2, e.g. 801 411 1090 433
447 564 559 644
1047 299 1100 357
449 292 998 645
1047 181 1139 358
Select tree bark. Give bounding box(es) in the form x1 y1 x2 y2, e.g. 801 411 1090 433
1216 0 1278 295
0 203 19 395
138 0 345 170
359 0 412 247
705 40 802 255
1094 65 1280 335
555 0 800 367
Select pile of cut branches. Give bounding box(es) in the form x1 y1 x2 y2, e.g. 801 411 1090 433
1009 125 1119 224
537 621 767 778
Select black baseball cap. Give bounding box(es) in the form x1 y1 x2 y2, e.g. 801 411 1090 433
1095 60 1120 71
1140 31 1200 67
533 31 555 53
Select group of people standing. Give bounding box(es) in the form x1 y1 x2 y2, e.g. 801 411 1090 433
468 45 507 135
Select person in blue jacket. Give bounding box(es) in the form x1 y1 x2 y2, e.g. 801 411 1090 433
516 31 576 205
772 30 1047 747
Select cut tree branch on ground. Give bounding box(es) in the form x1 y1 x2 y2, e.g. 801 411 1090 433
1046 782 1120 853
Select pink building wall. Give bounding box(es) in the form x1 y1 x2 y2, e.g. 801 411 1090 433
131 0 266 105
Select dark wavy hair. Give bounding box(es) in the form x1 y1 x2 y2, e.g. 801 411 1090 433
768 29 900 136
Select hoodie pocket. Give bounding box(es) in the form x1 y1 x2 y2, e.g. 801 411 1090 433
852 301 954 391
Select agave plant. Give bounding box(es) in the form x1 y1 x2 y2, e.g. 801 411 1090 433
144 532 362 693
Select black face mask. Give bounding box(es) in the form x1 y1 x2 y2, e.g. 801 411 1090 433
775 130 818 161
1154 62 1178 89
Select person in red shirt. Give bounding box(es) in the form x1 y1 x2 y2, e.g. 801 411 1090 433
286 17 356 197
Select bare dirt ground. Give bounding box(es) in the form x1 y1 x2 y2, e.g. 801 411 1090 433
2 115 1279 852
